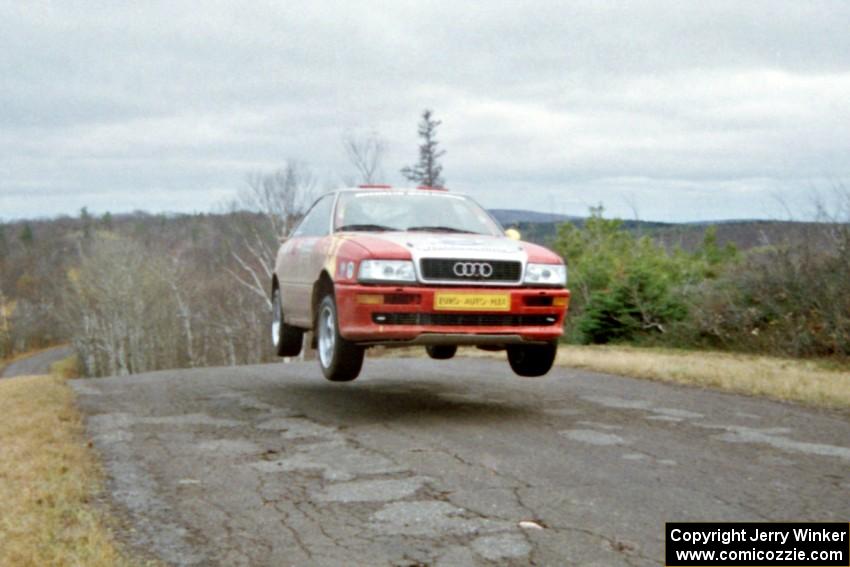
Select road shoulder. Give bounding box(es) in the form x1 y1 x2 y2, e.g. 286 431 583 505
0 360 149 566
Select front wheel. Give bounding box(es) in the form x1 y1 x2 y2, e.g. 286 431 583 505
317 294 364 382
507 341 558 377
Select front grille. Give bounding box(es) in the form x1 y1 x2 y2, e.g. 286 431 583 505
372 313 559 326
420 258 522 282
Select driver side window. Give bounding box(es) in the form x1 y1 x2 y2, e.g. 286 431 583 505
293 194 334 237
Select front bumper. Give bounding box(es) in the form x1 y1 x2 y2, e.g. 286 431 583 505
335 283 570 345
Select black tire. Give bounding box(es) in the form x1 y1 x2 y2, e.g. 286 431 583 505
273 287 303 357
507 341 558 377
316 294 364 382
426 345 457 360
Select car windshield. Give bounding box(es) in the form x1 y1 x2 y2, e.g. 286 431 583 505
334 191 502 236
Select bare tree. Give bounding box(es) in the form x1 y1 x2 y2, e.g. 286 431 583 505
228 162 316 307
343 131 385 184
164 254 198 368
0 290 11 358
240 163 315 238
62 236 178 377
401 109 446 187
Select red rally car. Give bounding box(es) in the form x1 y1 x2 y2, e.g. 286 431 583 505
271 186 570 382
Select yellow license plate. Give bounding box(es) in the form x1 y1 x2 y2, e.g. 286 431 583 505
434 292 511 312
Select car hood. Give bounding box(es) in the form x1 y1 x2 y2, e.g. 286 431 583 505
347 232 562 264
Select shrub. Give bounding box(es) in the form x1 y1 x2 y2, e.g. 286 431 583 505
687 225 850 358
554 208 730 344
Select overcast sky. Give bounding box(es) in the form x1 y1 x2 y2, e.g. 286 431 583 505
2 1 849 222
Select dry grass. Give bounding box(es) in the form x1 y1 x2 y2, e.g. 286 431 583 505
553 345 850 409
377 345 850 409
0 373 145 567
50 353 80 379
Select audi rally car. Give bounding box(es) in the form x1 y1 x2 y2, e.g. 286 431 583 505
271 185 570 382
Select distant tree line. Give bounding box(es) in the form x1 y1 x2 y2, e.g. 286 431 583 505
3 196 847 376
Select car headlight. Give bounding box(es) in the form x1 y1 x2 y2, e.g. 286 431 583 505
524 263 567 286
358 260 417 283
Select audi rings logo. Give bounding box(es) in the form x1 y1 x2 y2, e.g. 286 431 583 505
452 262 493 278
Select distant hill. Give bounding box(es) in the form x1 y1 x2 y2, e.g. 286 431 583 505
490 209 676 246
650 220 838 251
2 208 841 257
489 209 578 225
486 209 842 252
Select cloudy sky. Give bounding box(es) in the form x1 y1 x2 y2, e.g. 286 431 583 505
2 1 849 222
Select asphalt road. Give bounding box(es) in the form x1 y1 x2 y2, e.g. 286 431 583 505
1 345 73 378
72 358 850 566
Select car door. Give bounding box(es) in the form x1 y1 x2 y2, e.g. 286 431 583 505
281 193 335 326
276 234 300 316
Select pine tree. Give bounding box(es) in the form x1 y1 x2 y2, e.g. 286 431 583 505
80 206 92 239
401 109 446 187
19 223 33 246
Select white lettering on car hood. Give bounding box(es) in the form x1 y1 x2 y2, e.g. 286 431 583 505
373 232 524 256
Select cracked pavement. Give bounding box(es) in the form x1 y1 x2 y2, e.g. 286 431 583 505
71 358 850 566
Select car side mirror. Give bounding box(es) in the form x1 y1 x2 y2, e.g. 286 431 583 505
505 228 521 241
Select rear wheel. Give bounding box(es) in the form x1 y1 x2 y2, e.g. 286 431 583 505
272 287 303 357
507 341 557 377
426 345 457 360
317 294 364 382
